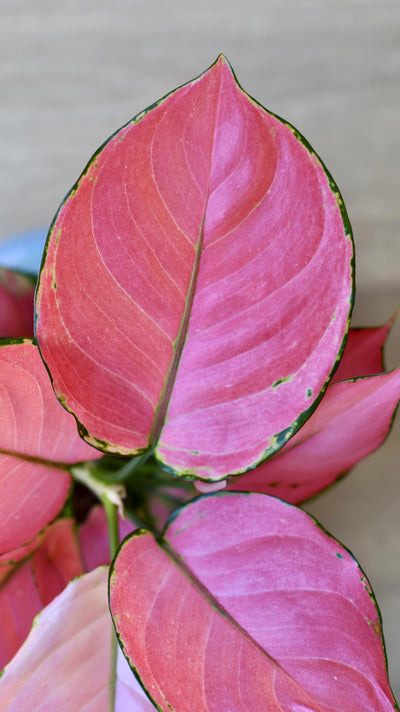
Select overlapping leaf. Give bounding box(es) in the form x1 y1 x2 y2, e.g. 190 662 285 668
79 504 135 571
0 535 43 580
110 492 397 711
333 317 395 381
0 507 135 671
0 341 101 558
0 567 157 712
36 55 354 480
0 518 83 669
227 319 400 502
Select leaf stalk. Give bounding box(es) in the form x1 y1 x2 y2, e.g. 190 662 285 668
101 495 119 712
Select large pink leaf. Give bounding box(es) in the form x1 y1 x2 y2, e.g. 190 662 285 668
227 327 400 503
0 268 35 338
110 492 397 711
0 567 158 712
0 340 101 557
36 55 354 480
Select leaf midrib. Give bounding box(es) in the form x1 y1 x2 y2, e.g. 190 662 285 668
160 535 325 711
0 447 70 471
148 72 223 450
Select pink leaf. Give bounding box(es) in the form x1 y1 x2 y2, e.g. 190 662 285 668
0 518 83 669
0 562 42 671
0 506 135 670
110 493 397 711
0 567 159 712
333 316 396 382
36 55 354 480
32 518 84 606
0 341 101 557
0 563 17 587
0 268 35 338
0 534 43 574
227 363 400 504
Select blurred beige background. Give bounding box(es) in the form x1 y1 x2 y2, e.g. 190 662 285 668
1 0 400 697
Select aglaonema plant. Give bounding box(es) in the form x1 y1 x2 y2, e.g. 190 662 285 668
0 55 399 711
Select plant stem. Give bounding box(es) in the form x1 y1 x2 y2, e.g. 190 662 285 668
102 495 120 560
101 495 119 712
108 450 152 482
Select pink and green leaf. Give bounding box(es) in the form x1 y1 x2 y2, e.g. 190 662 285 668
36 55 354 481
0 567 158 712
0 341 101 557
110 492 397 711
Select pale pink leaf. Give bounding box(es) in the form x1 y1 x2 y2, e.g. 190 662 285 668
227 366 400 503
36 55 353 480
110 493 397 711
0 340 101 556
0 567 158 712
